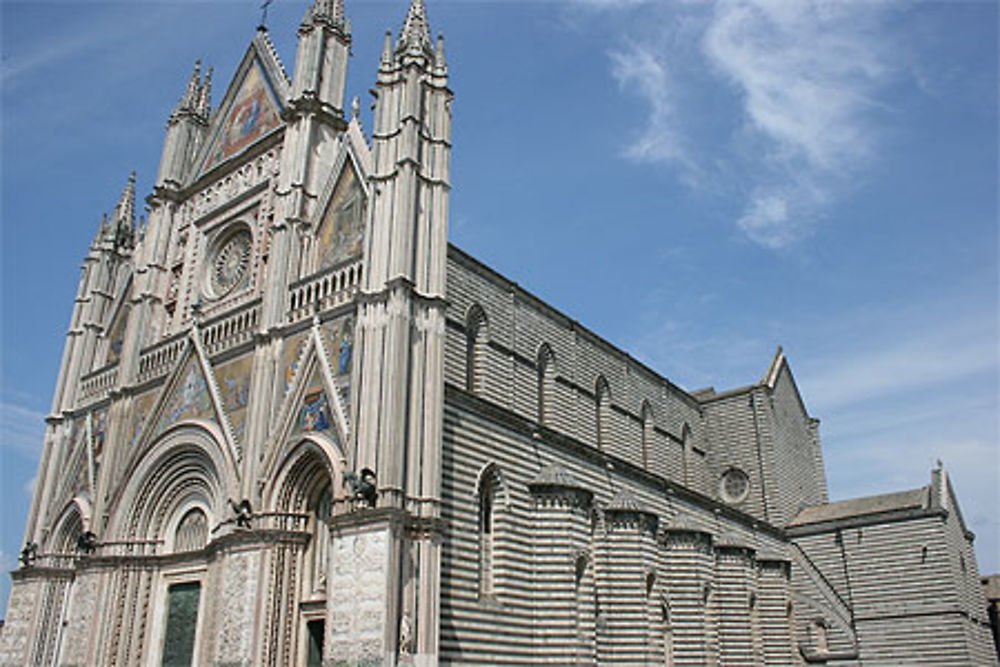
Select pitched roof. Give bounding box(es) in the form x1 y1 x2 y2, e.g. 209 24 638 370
788 487 929 527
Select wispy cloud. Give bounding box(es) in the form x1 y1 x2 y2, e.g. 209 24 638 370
704 0 898 247
603 0 902 248
0 402 46 458
610 44 689 168
802 310 997 413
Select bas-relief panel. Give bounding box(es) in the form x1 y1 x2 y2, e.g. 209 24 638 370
316 163 365 270
328 529 389 666
282 330 310 395
154 356 214 437
215 551 260 665
59 572 100 666
214 355 253 445
205 61 281 172
0 580 37 662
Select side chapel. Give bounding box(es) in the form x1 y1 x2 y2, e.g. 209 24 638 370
1 1 996 665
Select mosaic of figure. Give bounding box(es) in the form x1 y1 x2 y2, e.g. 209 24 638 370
129 391 157 447
155 357 213 436
283 330 310 394
90 408 108 457
105 305 129 365
316 163 365 270
206 62 281 171
299 388 331 433
323 316 354 376
215 355 252 444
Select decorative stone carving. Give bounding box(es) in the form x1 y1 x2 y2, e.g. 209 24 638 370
328 528 390 665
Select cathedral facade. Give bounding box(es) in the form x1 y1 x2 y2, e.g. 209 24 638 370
1 1 995 665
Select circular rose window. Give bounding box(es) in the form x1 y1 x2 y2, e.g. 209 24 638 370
208 229 251 298
720 468 750 504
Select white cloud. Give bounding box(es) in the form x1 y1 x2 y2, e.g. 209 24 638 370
604 0 902 248
702 0 899 247
802 312 997 413
610 44 691 170
0 402 46 458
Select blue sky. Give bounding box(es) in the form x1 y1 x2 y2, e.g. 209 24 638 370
1 0 997 612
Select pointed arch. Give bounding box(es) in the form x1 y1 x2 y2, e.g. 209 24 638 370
536 343 556 426
465 304 489 395
263 434 347 514
266 327 351 461
595 375 611 449
48 495 92 554
474 461 509 599
106 422 238 544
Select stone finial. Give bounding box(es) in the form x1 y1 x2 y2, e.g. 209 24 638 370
434 34 447 70
303 0 345 30
351 95 360 120
397 0 433 56
197 66 213 118
380 30 394 66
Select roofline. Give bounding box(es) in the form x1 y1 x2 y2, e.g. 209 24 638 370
447 243 705 410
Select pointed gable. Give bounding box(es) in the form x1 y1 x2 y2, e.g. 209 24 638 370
194 33 289 178
296 366 338 442
316 159 365 270
154 352 215 437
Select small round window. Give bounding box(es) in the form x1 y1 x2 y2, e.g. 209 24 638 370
720 468 750 504
207 228 252 298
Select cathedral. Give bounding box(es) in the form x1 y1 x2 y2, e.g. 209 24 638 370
1 1 996 665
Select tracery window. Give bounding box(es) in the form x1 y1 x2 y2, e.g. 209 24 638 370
174 507 208 553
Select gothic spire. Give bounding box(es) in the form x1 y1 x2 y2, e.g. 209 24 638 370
110 172 136 250
397 0 433 56
302 0 345 29
182 60 201 110
197 66 212 118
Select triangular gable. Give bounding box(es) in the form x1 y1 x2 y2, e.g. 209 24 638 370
271 326 350 453
101 276 133 365
213 353 254 448
193 33 289 180
133 333 241 463
314 153 367 270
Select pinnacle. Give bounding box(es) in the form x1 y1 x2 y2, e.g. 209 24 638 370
397 0 433 56
303 0 345 29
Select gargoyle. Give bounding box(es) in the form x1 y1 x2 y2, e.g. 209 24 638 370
343 468 378 507
19 541 38 567
229 498 254 528
76 531 98 554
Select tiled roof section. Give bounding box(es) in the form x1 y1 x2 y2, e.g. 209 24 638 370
529 462 583 489
606 487 646 513
788 487 929 527
716 531 749 548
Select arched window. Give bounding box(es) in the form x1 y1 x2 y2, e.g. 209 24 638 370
536 344 555 426
477 464 504 598
641 401 654 468
595 376 611 449
466 305 488 395
174 507 208 552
